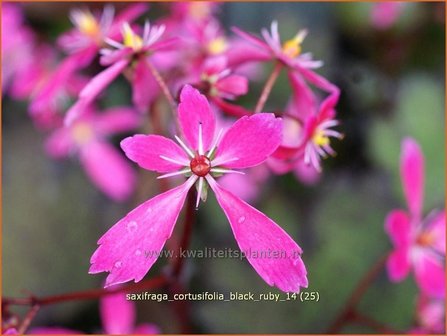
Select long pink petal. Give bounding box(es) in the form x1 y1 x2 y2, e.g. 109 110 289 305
44 128 74 159
288 71 317 119
384 209 411 248
100 290 135 334
208 178 308 293
109 3 150 38
178 85 215 152
94 106 140 135
121 134 189 173
80 141 135 202
89 177 195 287
214 113 283 169
216 74 248 97
400 138 424 220
386 248 410 282
414 252 445 299
426 210 446 254
132 59 158 113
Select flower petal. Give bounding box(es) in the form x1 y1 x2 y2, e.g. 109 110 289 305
386 248 410 282
178 85 215 152
93 106 140 135
132 59 159 113
65 59 129 126
89 177 196 287
44 128 74 159
133 324 160 334
80 141 136 202
100 290 135 334
384 209 411 248
213 113 283 169
426 210 446 254
208 178 308 293
414 252 445 299
400 138 424 219
216 74 248 98
121 134 189 173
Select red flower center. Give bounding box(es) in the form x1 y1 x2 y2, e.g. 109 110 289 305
190 155 211 177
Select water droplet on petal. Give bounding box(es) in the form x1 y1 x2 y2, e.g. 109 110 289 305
114 261 122 268
127 221 138 233
238 216 246 224
135 249 142 256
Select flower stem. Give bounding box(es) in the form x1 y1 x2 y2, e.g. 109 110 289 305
17 305 40 334
254 62 283 113
145 59 177 111
327 253 389 333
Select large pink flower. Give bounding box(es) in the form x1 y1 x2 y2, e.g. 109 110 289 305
90 85 308 293
385 138 445 298
45 106 139 201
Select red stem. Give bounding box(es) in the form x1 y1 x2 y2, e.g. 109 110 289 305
254 62 283 113
145 59 176 111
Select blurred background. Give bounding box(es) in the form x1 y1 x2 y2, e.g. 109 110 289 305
2 1 445 334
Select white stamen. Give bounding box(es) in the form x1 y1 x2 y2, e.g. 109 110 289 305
198 122 204 155
157 168 191 180
207 128 223 158
211 168 245 175
174 135 195 158
211 156 239 167
195 177 204 209
159 155 189 166
104 37 124 49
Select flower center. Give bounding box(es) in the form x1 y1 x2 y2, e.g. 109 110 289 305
207 37 228 55
190 155 211 177
75 11 100 37
312 129 330 147
416 231 435 247
72 122 94 145
122 23 143 51
281 30 307 58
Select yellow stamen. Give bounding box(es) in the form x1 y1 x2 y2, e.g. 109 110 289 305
122 23 143 51
207 37 228 55
72 123 94 145
312 130 329 147
282 30 306 58
77 11 99 37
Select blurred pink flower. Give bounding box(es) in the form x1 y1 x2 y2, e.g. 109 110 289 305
65 20 175 125
371 2 404 30
385 138 445 298
30 288 159 335
271 72 342 174
1 3 35 94
410 294 445 334
90 85 308 293
45 106 139 201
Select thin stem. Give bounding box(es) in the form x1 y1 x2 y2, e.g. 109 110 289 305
254 62 283 113
172 189 196 277
3 275 167 307
17 305 40 334
145 59 176 111
327 253 388 333
351 312 400 334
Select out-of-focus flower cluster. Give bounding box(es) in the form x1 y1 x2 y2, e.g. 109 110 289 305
385 138 445 334
2 2 342 203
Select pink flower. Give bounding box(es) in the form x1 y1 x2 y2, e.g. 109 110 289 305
90 85 308 293
30 288 159 335
271 72 342 173
371 2 404 30
232 21 323 70
385 138 445 298
1 3 35 94
410 294 445 334
45 106 139 201
65 20 174 125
